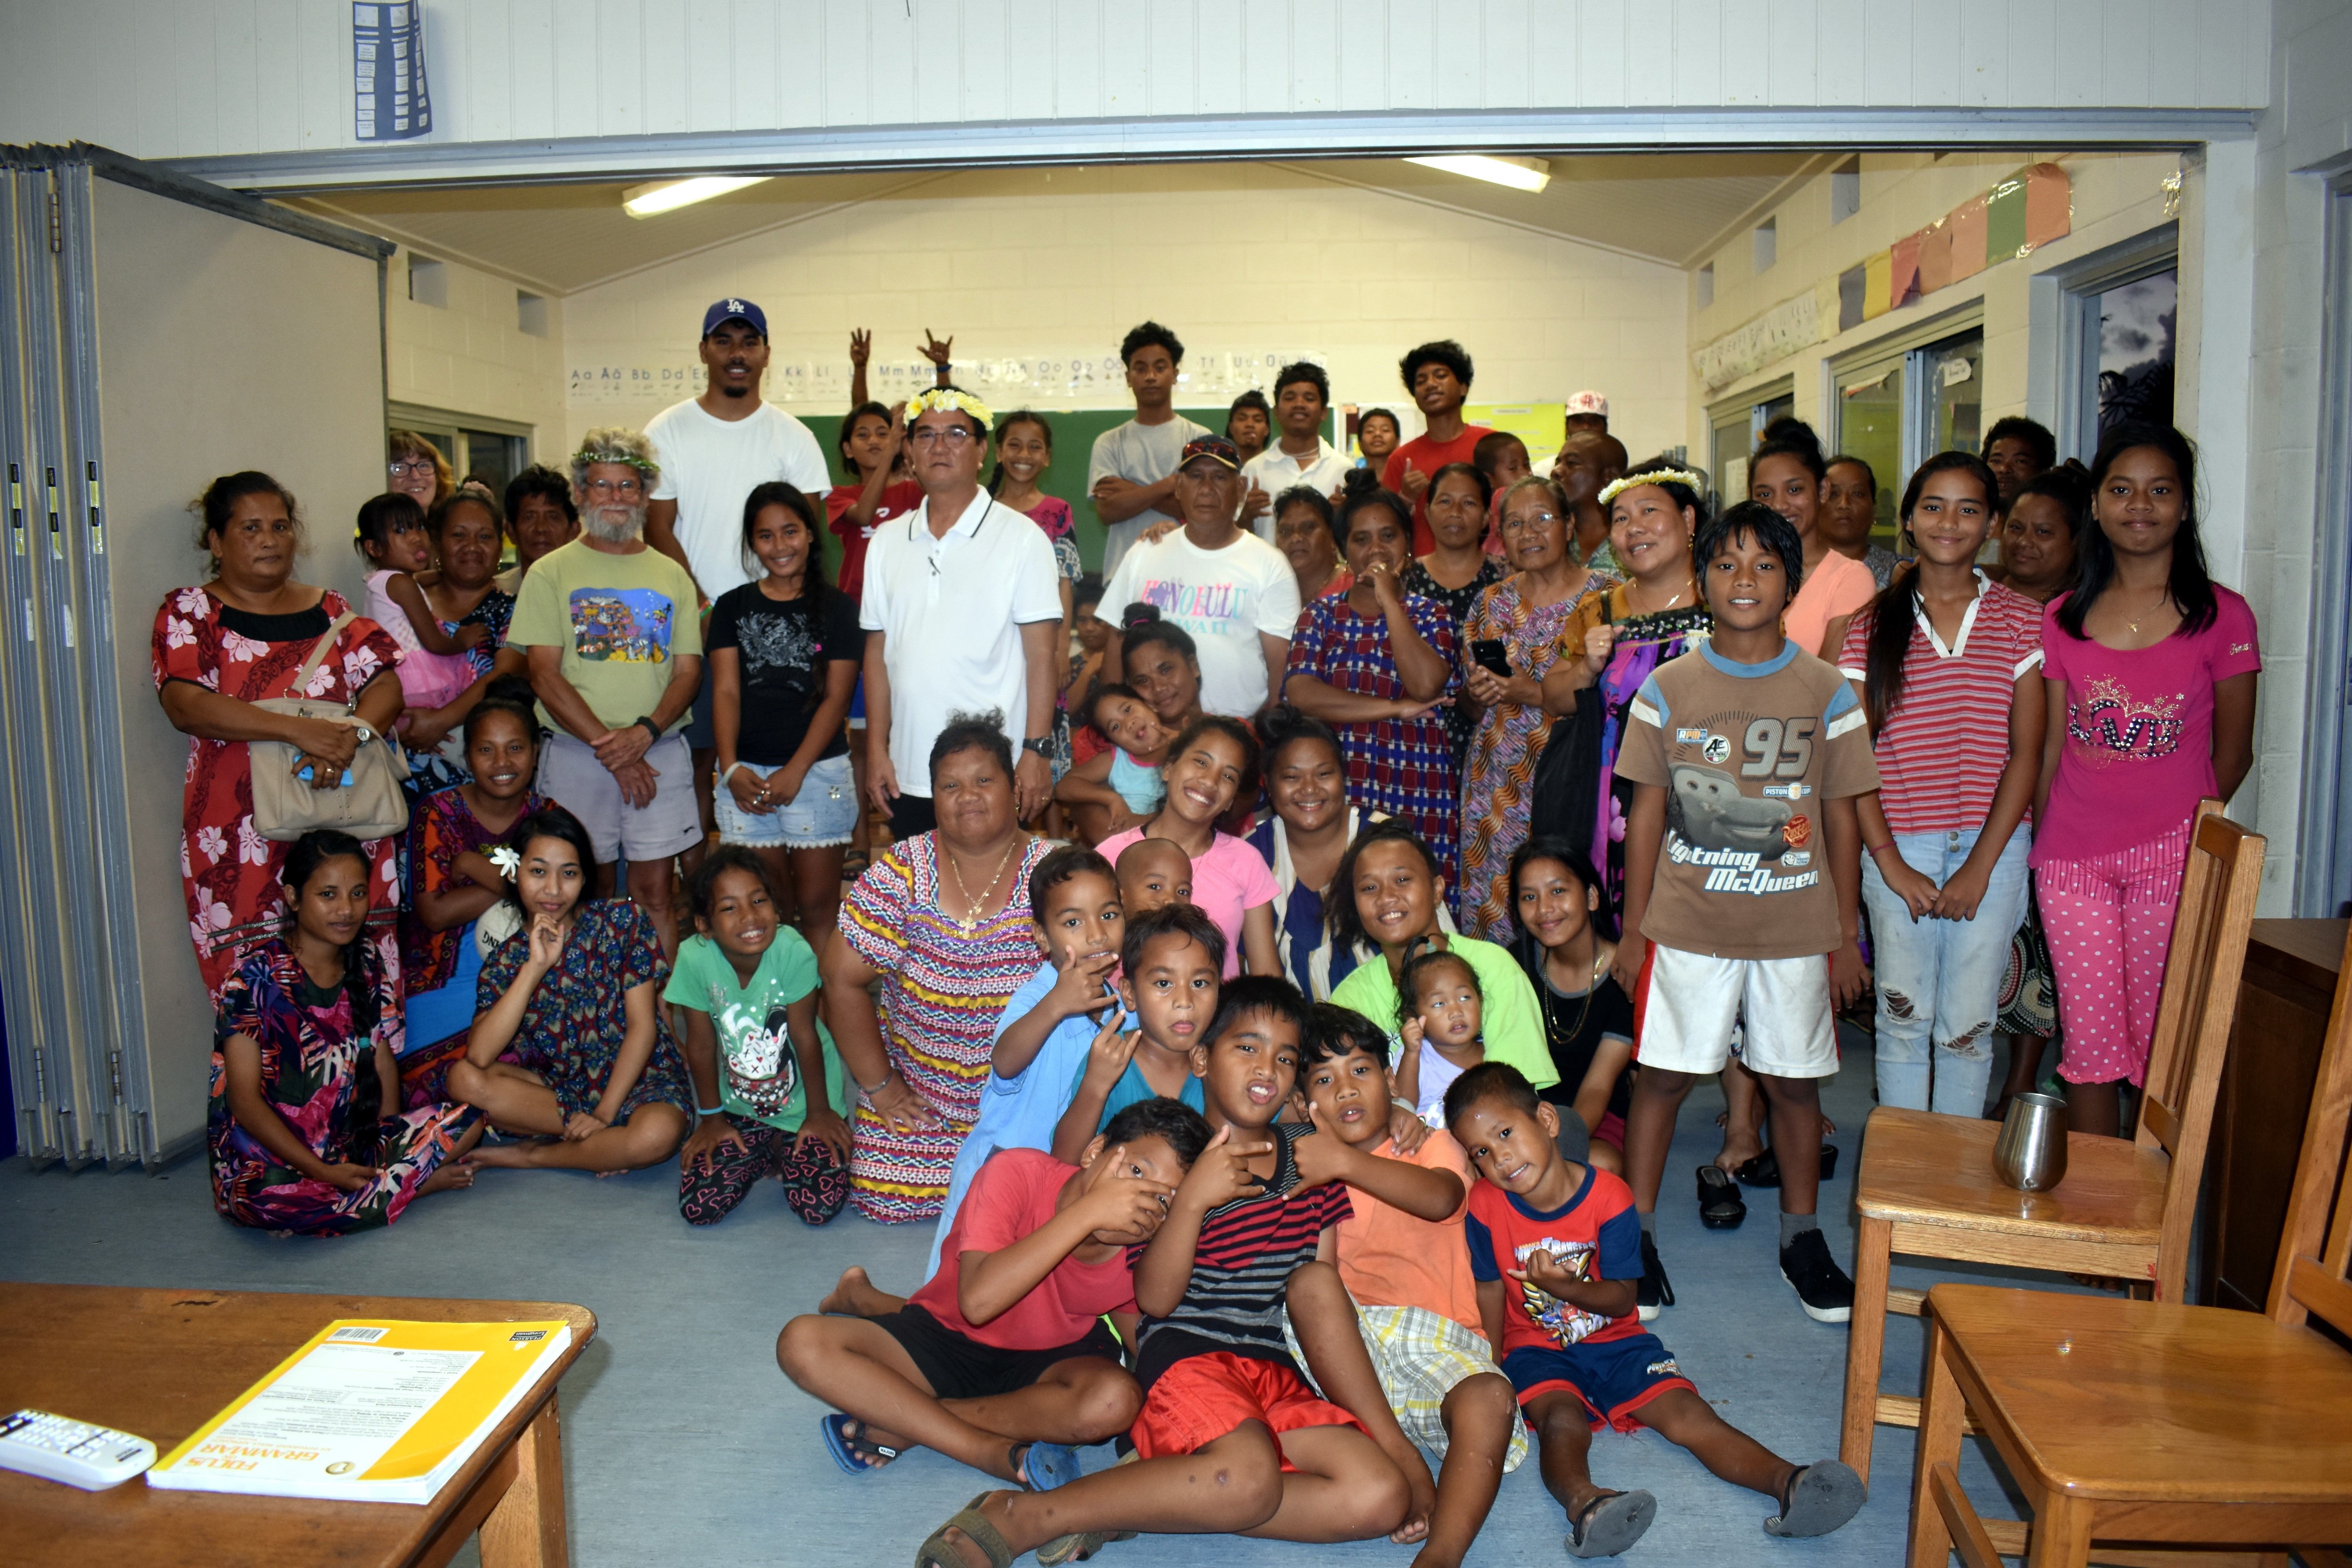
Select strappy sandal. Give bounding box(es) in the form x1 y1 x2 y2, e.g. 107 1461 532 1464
817 1412 898 1475
915 1493 1017 1568
1565 1488 1657 1557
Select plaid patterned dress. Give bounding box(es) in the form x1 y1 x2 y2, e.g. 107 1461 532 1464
1284 592 1463 892
837 833 1054 1222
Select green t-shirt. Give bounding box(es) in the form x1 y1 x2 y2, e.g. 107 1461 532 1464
661 929 848 1132
508 537 704 733
1328 934 1560 1095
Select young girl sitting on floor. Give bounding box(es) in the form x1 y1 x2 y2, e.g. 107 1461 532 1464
211 829 484 1235
354 491 485 728
1093 716 1279 979
1396 946 1487 1125
1509 837 1635 1175
666 845 853 1227
1054 684 1169 842
401 675 545 1106
451 804 695 1173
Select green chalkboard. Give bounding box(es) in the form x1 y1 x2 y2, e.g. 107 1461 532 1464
799 406 1232 587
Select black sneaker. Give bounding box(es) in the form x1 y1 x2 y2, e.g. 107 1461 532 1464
1637 1231 1675 1321
1780 1230 1855 1323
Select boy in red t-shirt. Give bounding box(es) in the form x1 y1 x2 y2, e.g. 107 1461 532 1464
1290 1005 1527 1568
776 1097 1209 1495
910 978 1421 1567
1445 1062 1865 1555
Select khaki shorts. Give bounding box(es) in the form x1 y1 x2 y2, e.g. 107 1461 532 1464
537 730 704 866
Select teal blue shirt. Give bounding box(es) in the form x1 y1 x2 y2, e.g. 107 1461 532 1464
1073 1056 1207 1131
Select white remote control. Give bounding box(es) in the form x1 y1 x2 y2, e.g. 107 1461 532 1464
0 1409 157 1490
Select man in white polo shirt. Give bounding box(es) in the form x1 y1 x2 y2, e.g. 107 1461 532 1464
643 297 831 832
1102 435 1300 718
1239 359 1352 540
860 387 1062 839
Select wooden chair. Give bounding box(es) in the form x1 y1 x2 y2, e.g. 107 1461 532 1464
1841 802 2263 1485
1906 917 2352 1568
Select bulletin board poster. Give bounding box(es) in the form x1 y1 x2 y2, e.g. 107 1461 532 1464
1466 403 1566 455
353 4 430 140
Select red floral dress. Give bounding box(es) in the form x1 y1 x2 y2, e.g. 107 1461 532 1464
153 586 403 993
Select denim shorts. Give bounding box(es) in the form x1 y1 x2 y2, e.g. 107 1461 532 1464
714 751 857 849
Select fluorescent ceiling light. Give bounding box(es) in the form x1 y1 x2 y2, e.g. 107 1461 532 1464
1403 154 1552 193
621 176 769 218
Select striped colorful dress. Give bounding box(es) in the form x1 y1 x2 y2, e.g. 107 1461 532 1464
837 832 1053 1222
1283 592 1463 892
1456 572 1612 940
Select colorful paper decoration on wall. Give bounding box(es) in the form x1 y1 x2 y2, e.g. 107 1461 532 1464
1692 163 2071 391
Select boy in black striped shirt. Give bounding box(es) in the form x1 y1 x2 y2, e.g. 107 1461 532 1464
913 978 1421 1568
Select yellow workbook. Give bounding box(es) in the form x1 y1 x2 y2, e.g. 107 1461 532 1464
147 1318 572 1504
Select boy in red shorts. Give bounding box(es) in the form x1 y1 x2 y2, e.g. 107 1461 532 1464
911 977 1417 1568
1445 1061 1864 1556
777 1096 1210 1496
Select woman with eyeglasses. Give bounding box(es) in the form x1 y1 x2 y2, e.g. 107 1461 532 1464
1454 474 1611 939
387 430 453 511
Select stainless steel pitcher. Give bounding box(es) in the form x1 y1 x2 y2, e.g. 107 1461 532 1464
1993 1092 2069 1192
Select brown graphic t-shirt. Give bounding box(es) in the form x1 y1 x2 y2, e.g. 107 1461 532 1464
1613 639 1879 960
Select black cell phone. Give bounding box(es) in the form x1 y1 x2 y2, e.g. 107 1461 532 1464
1471 639 1512 678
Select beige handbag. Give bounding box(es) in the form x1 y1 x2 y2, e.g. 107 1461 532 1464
248 610 412 842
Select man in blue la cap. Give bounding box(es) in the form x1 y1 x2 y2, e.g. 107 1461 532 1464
644 297 832 845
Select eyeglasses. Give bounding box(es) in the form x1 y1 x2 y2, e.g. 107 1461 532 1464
584 477 645 498
388 460 435 479
1501 510 1561 534
907 426 977 449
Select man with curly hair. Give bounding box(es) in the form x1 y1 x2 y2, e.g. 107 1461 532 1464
508 426 706 955
1088 321 1210 580
1381 339 1492 556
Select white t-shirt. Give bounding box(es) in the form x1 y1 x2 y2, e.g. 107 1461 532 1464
1088 414 1210 578
859 490 1062 798
1102 528 1301 717
1241 438 1353 543
644 398 831 600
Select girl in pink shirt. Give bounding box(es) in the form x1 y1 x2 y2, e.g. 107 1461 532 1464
1751 424 1878 659
2031 423 2259 1138
1094 715 1279 979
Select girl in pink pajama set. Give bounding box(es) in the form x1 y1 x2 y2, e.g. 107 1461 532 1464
2030 421 2259 1140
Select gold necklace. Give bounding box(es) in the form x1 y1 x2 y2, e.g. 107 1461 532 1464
944 838 1020 936
2125 588 2171 634
1630 580 1688 616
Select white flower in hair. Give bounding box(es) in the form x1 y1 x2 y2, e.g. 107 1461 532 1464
488 846 521 880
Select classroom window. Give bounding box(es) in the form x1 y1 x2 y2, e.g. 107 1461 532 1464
1707 383 1794 511
407 256 446 307
1830 160 1860 225
2090 267 2177 434
1753 218 1777 274
517 291 549 337
1697 262 1715 309
1831 318 1984 546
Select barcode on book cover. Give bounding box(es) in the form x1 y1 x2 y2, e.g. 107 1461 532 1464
327 1326 388 1343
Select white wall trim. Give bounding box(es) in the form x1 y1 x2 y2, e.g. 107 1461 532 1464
162 108 2260 194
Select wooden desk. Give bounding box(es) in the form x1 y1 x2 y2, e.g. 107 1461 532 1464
2199 917 2348 1311
0 1285 593 1568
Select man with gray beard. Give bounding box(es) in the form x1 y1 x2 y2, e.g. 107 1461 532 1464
509 427 706 956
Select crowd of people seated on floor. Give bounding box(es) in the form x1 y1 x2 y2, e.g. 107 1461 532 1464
158 299 2258 1560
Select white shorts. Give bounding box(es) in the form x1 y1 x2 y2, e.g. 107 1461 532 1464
1633 943 1837 1079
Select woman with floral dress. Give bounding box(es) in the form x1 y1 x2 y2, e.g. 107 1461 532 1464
210 831 481 1235
822 715 1053 1222
453 804 695 1172
1282 469 1462 890
1455 475 1612 939
157 473 407 993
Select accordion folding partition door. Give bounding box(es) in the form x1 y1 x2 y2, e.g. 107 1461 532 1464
0 145 389 1169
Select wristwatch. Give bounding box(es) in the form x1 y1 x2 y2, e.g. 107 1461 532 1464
634 715 663 741
351 722 376 746
1021 736 1052 757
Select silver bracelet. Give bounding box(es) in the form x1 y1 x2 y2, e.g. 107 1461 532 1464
858 1070 894 1096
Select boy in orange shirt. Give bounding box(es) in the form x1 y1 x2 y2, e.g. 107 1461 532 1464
1290 1003 1528 1568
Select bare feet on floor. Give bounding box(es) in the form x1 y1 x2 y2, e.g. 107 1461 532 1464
417 1158 479 1195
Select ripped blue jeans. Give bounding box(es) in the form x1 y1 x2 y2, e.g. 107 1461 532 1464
1859 826 2033 1116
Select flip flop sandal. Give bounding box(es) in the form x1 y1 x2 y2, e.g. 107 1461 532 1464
839 850 870 881
1764 1461 1867 1538
916 1494 1018 1568
1697 1164 1747 1229
1017 1441 1082 1493
1566 1488 1657 1557
817 1412 898 1476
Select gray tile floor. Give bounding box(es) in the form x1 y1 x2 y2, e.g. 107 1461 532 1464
2 1030 2049 1565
